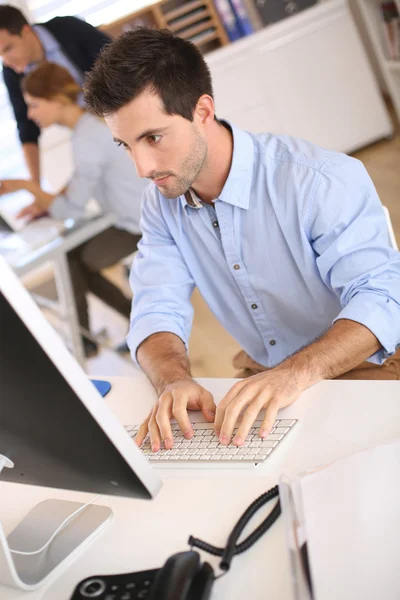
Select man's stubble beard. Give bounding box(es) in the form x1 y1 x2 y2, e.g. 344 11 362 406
160 132 208 199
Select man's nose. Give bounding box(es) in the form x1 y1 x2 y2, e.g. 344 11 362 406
131 149 156 180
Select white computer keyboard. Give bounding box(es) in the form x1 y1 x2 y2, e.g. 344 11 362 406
125 419 297 464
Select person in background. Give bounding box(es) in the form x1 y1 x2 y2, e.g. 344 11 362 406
83 28 400 450
0 62 147 358
0 4 110 183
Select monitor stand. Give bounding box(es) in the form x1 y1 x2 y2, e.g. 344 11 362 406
0 457 113 591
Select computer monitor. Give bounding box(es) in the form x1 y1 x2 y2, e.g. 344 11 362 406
0 256 162 591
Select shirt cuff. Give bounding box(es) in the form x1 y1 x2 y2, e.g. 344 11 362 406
333 292 400 365
127 317 189 366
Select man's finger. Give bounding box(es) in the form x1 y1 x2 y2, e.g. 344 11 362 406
148 407 162 452
214 380 247 432
155 392 174 449
218 385 259 444
200 391 216 422
259 398 280 438
232 394 266 446
134 417 150 447
172 393 193 439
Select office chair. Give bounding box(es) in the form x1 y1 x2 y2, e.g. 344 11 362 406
383 205 399 251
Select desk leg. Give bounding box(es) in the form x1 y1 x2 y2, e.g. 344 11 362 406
53 252 86 368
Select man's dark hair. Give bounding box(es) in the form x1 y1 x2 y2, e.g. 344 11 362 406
0 5 29 35
84 27 215 121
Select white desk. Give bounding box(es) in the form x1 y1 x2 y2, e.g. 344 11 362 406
1 374 399 600
0 213 116 366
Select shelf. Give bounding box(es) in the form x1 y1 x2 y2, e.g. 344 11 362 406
101 0 228 53
169 8 210 32
163 0 206 22
178 19 214 39
190 28 220 46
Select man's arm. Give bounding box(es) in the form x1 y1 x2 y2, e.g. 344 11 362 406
135 332 216 451
22 143 40 184
3 67 41 174
215 318 380 446
137 332 192 397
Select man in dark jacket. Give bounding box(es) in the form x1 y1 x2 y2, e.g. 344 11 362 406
0 5 110 182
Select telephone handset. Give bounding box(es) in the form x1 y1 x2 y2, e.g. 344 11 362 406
149 550 214 600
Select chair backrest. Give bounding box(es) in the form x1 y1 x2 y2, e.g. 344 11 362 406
382 206 399 251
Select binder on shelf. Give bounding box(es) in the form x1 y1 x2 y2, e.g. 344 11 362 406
214 0 243 40
228 0 255 36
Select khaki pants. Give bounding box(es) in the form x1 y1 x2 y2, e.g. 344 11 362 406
68 226 141 331
233 349 400 380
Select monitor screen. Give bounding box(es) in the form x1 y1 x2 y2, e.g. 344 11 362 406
0 258 161 500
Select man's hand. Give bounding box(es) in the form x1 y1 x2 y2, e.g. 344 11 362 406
17 201 46 221
214 365 304 446
0 179 28 195
135 380 216 452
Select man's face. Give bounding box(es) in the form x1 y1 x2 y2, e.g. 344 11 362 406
105 89 208 199
0 26 35 73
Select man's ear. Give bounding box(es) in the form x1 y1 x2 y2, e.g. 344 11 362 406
194 94 215 126
21 24 32 36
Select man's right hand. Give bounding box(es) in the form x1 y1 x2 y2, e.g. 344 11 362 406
134 379 216 452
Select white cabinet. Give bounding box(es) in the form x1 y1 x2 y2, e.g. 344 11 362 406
206 0 393 152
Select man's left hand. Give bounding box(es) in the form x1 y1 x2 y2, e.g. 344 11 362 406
214 365 306 446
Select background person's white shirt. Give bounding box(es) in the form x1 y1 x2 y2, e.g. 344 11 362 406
50 112 146 235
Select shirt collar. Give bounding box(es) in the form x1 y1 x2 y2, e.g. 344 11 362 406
180 121 254 211
26 25 60 72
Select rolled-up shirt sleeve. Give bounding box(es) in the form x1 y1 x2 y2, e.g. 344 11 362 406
127 187 195 363
309 154 400 364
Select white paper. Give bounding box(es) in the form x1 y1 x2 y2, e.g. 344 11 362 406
299 438 400 600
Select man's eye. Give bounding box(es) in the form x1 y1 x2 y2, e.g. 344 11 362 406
116 141 128 149
148 135 162 144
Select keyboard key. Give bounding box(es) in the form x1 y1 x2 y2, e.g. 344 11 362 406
260 440 278 448
193 422 215 429
275 427 289 434
279 419 296 427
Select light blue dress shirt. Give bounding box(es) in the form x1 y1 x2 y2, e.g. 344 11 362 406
27 26 84 105
128 123 400 367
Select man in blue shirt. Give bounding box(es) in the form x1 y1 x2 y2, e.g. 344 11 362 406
84 28 400 451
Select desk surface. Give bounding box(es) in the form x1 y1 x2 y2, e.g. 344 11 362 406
0 213 116 275
1 375 399 600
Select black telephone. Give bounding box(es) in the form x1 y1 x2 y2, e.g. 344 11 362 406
70 486 280 600
70 550 214 600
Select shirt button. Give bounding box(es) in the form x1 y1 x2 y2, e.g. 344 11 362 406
233 264 240 270
251 303 258 309
269 340 276 346
213 221 219 228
